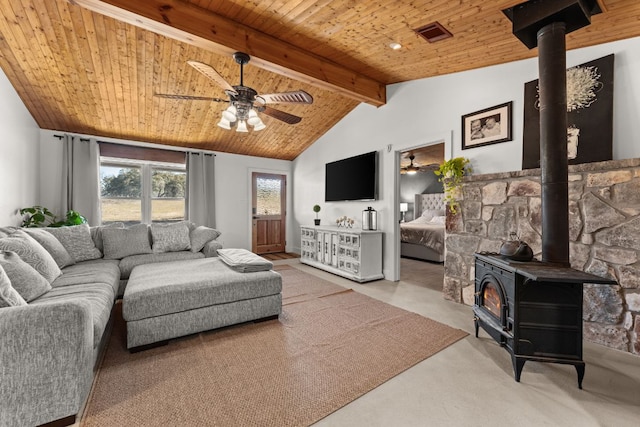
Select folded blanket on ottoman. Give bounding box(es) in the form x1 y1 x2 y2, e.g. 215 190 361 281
217 248 273 272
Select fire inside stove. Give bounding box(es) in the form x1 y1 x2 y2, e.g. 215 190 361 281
483 283 501 318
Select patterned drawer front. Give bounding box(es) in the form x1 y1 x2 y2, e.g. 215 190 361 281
338 258 360 274
338 246 360 261
302 239 315 250
302 250 316 260
338 233 360 247
302 228 316 238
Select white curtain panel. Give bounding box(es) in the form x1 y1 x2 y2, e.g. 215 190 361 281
61 135 102 226
186 152 216 228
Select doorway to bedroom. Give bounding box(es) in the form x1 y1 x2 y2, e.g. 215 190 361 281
398 143 445 279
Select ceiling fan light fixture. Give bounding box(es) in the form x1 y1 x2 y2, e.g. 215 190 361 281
252 116 266 131
236 120 249 132
222 105 237 122
402 154 420 174
247 109 261 126
217 117 232 130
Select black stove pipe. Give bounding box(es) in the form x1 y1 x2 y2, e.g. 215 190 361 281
537 22 570 266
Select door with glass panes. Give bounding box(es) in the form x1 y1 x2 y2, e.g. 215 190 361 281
252 172 286 254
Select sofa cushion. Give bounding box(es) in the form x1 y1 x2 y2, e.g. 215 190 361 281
102 224 152 260
90 222 125 252
151 222 191 253
0 230 62 283
45 224 102 263
23 228 75 269
0 226 18 239
189 226 221 252
0 251 51 302
123 258 282 321
31 282 115 348
118 251 204 280
55 259 121 297
0 264 27 308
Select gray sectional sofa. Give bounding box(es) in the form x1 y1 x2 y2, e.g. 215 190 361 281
0 221 222 427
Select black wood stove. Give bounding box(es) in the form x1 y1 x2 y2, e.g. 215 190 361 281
476 0 618 388
473 253 615 388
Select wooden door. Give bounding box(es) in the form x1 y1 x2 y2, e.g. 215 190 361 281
252 172 286 254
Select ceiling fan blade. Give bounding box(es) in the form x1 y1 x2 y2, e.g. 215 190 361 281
261 106 303 124
187 60 237 95
259 90 313 105
154 93 228 103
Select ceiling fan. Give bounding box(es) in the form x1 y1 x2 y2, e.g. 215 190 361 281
400 154 439 174
155 52 313 132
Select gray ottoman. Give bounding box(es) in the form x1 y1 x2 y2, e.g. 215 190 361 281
123 257 282 351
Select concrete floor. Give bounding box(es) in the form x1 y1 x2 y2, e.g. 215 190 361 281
276 258 640 427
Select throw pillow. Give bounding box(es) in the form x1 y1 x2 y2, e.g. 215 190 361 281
102 223 153 260
23 228 75 269
45 224 103 263
0 230 62 283
430 215 447 225
189 226 221 253
151 222 191 253
0 264 27 308
90 222 125 252
420 208 445 221
0 251 51 302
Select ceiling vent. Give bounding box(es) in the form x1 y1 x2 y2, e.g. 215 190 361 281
414 21 453 43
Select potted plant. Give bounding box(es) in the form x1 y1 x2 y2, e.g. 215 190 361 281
19 205 57 228
313 204 321 226
434 157 472 214
19 206 88 228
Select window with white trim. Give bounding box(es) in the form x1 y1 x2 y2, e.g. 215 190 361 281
100 157 186 225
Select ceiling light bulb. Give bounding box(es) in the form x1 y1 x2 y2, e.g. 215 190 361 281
222 105 237 122
407 170 417 175
217 117 232 130
236 120 248 132
389 42 402 50
247 109 261 126
252 119 266 131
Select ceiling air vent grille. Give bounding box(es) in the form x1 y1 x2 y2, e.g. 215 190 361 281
414 21 453 43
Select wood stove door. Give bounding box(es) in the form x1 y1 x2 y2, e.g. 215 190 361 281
474 269 511 346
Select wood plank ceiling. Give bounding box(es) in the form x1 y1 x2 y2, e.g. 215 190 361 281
0 0 638 160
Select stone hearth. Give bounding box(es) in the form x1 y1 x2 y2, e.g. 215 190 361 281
444 158 640 355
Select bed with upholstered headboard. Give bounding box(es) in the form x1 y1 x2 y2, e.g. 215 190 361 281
400 193 446 263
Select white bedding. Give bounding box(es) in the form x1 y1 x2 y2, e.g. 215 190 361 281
400 217 445 254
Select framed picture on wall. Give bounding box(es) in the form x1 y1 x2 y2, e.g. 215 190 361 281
461 101 513 150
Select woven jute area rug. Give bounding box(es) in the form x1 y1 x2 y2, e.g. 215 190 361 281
81 265 467 426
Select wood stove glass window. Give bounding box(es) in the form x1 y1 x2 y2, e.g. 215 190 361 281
483 282 501 319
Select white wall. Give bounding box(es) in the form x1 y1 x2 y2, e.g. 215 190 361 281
0 67 40 225
292 36 640 281
39 130 292 251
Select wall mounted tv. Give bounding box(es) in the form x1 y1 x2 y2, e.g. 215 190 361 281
325 151 378 202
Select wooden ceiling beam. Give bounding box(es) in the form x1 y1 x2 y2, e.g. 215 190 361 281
70 0 386 106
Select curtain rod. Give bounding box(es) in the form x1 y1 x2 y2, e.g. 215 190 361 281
52 134 216 156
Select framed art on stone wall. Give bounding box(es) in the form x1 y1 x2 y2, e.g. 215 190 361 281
522 54 614 170
462 102 513 150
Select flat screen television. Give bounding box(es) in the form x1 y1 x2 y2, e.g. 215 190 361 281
325 151 378 202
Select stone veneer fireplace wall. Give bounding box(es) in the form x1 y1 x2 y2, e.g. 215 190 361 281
444 157 640 355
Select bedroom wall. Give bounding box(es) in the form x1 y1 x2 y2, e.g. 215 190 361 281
0 66 41 225
400 173 443 222
39 130 293 252
292 36 640 281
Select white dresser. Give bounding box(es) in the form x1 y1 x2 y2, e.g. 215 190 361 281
300 225 383 282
